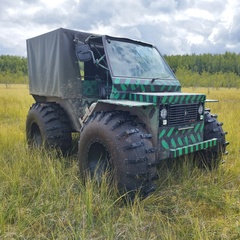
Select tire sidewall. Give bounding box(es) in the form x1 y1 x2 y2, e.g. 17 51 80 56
78 112 157 195
26 106 47 146
79 120 128 186
197 111 226 169
26 103 72 153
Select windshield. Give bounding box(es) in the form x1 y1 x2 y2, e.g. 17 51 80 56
105 39 175 79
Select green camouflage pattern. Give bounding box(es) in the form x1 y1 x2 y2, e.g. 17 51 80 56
82 80 99 97
170 138 218 158
129 92 206 104
109 77 206 104
110 77 181 100
158 123 205 160
81 76 211 162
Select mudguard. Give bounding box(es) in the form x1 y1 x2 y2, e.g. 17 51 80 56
79 99 155 127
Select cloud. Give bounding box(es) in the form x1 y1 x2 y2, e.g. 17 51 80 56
0 0 240 56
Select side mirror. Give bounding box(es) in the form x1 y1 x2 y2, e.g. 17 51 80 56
75 44 92 62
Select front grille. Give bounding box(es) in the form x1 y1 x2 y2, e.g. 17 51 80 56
168 104 198 126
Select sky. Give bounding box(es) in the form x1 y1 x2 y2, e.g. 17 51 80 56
1 0 240 56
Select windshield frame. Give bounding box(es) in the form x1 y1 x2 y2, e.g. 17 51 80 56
103 36 176 80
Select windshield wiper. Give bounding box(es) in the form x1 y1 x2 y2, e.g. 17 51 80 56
151 77 160 83
151 75 170 83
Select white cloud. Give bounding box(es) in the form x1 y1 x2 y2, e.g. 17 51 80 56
0 0 240 56
187 34 204 45
184 8 214 21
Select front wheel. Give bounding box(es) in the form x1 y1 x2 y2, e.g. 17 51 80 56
196 111 228 169
78 111 158 200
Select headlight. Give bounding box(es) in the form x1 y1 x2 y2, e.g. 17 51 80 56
160 107 168 119
198 104 203 114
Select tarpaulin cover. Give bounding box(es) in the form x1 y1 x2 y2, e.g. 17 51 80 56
26 28 92 98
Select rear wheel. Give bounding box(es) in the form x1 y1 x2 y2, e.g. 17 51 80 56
197 110 229 169
78 111 158 200
26 102 72 154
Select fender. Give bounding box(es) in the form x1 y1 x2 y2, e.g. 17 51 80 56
79 99 155 127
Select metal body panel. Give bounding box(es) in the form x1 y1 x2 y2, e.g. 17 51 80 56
157 122 204 160
98 99 154 107
27 28 220 162
170 138 218 158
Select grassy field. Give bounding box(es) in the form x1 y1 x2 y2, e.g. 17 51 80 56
0 84 239 239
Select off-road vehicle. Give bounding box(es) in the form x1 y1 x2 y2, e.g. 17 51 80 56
26 28 228 198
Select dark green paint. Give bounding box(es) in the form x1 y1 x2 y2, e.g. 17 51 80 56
171 138 177 148
170 139 218 158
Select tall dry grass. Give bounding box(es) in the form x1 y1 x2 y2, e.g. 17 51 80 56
0 84 239 239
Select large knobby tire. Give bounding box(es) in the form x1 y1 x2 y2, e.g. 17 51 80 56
78 111 158 200
26 102 72 154
197 110 228 169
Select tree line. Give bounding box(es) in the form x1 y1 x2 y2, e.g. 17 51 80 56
0 53 240 88
165 52 240 75
164 52 240 88
0 55 28 84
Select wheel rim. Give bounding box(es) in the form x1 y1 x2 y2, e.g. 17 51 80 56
87 142 111 180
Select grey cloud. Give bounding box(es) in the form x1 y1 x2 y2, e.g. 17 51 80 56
67 0 114 30
195 0 226 14
31 9 67 25
145 0 178 13
0 0 240 56
175 0 195 10
229 15 240 43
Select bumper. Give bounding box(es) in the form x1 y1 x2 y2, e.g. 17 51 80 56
169 138 218 158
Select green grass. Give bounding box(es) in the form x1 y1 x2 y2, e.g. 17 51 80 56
0 84 239 239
